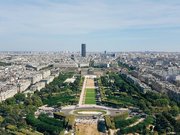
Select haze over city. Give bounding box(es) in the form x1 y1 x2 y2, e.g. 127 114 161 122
0 1 180 135
0 0 180 52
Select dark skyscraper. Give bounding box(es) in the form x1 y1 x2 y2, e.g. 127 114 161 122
81 44 86 57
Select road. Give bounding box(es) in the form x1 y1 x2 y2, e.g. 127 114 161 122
61 105 128 116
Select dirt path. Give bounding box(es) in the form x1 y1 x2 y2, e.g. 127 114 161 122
86 78 95 88
75 123 100 135
128 118 144 127
78 76 87 105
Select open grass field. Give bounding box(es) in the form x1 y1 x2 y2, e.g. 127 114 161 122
85 88 96 104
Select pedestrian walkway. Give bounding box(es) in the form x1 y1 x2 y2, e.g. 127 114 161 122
78 75 97 106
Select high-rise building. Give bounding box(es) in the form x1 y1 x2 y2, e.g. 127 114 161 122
81 44 86 57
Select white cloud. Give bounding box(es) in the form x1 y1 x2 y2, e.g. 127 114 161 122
0 0 180 36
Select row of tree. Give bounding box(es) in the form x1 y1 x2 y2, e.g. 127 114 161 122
0 72 81 134
100 72 180 134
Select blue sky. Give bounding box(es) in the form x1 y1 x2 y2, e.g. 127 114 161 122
0 0 180 52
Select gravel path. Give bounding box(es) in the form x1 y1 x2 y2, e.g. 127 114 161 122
78 76 87 106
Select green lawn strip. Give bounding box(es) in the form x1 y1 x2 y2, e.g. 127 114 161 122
85 99 96 104
85 88 96 104
73 109 107 115
85 97 96 104
86 92 95 97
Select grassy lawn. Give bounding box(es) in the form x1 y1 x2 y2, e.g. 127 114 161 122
85 88 96 104
73 109 107 115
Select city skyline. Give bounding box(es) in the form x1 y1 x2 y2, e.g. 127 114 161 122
0 0 180 52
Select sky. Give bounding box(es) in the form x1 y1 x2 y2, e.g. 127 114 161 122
0 0 180 52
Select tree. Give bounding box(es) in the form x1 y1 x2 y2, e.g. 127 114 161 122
174 119 180 133
0 116 4 124
2 117 16 126
14 93 25 102
169 105 179 117
25 105 37 114
154 114 173 133
24 97 33 106
155 99 169 107
31 95 43 107
5 97 16 105
138 99 147 111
